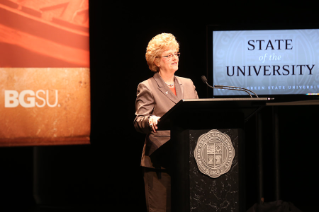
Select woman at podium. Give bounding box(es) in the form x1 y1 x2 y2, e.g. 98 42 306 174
134 33 198 212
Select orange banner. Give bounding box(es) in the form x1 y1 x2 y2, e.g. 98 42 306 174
0 0 90 146
0 0 89 67
0 68 90 146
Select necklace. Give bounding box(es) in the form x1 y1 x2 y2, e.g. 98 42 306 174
158 72 174 87
165 82 174 87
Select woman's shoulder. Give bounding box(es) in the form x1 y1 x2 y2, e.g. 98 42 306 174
175 75 194 84
138 73 159 87
175 75 192 80
137 76 156 92
138 77 152 87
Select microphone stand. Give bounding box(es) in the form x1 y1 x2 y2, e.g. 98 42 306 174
201 75 258 98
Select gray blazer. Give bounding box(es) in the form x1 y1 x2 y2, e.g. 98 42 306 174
134 72 198 168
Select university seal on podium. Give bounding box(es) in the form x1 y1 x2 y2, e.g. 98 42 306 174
194 129 235 178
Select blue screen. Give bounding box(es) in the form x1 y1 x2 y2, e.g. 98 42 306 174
212 29 319 96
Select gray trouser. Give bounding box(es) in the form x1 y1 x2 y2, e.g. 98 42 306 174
143 167 171 212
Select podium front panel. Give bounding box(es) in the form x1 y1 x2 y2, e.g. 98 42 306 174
171 128 245 212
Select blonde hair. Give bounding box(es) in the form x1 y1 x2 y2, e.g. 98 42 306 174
145 33 179 72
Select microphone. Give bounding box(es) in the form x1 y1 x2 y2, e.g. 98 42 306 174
201 75 208 83
201 75 258 98
201 75 215 89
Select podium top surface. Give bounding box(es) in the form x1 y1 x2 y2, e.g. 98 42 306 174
158 98 272 129
182 97 272 102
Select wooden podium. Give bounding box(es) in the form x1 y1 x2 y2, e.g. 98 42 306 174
158 98 270 212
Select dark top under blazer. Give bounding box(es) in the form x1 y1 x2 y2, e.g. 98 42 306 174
134 72 198 168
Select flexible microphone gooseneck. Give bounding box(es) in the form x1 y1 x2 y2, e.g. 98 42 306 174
201 75 258 98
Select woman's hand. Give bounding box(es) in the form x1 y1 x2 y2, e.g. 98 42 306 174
149 115 160 132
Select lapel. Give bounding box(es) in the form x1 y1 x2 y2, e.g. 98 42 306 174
153 72 183 104
175 76 183 100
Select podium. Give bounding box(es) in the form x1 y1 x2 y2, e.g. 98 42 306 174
157 98 270 212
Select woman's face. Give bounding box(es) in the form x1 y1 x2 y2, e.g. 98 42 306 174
156 48 179 74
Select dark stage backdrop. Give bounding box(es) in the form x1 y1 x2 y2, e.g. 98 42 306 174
89 2 319 210
1 1 319 211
